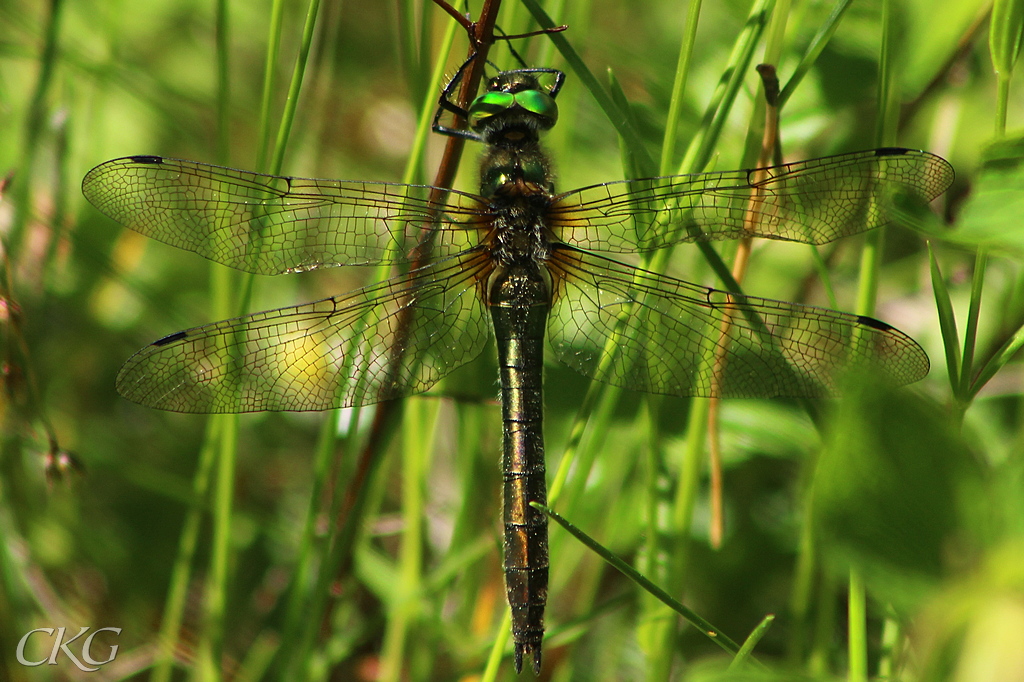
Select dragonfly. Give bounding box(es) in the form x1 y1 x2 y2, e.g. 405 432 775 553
82 64 953 674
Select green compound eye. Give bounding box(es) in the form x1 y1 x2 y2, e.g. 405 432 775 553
468 91 515 129
514 89 558 126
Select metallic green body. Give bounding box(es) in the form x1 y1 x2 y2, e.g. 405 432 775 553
489 263 550 670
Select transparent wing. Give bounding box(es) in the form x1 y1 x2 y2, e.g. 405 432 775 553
83 156 491 275
546 247 928 398
116 251 493 412
548 148 953 252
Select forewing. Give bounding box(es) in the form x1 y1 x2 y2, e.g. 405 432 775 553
548 148 953 251
83 156 490 274
546 247 929 398
116 252 492 412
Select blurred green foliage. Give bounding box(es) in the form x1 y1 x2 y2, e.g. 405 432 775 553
1 0 1023 680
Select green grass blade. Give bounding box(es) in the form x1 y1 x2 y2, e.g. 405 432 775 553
6 0 64 262
535 503 747 658
659 0 704 176
197 2 238 679
379 398 438 682
520 0 657 176
959 0 1022 406
269 0 322 176
151 423 220 682
200 414 238 682
256 0 286 171
482 611 513 682
844 0 899 677
778 0 853 107
727 614 776 671
809 245 840 310
401 14 459 185
990 0 1024 86
848 569 868 682
928 243 962 397
678 0 775 175
968 323 1024 400
959 250 988 399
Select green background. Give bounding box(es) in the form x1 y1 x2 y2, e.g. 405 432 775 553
2 0 1023 680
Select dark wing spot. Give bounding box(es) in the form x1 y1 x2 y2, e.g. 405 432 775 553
153 330 189 346
874 147 910 157
856 315 894 331
129 155 164 164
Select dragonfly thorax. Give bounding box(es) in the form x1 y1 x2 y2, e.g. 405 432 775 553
490 209 552 268
482 145 556 269
479 144 554 198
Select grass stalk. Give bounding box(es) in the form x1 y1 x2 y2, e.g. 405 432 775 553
956 0 1019 408
151 422 220 682
777 0 853 108
379 398 438 682
658 0 703 177
959 250 988 398
537 503 747 657
847 569 867 682
283 11 457 677
199 415 237 682
727 614 775 671
255 0 286 172
269 0 322 176
7 0 65 263
646 0 775 673
196 1 237 679
843 0 896 677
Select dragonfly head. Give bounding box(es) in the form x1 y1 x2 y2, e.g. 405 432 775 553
468 71 559 145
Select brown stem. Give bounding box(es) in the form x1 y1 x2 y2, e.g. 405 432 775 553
325 0 506 621
707 63 781 549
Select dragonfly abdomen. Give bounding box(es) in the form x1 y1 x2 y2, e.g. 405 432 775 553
489 263 551 675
